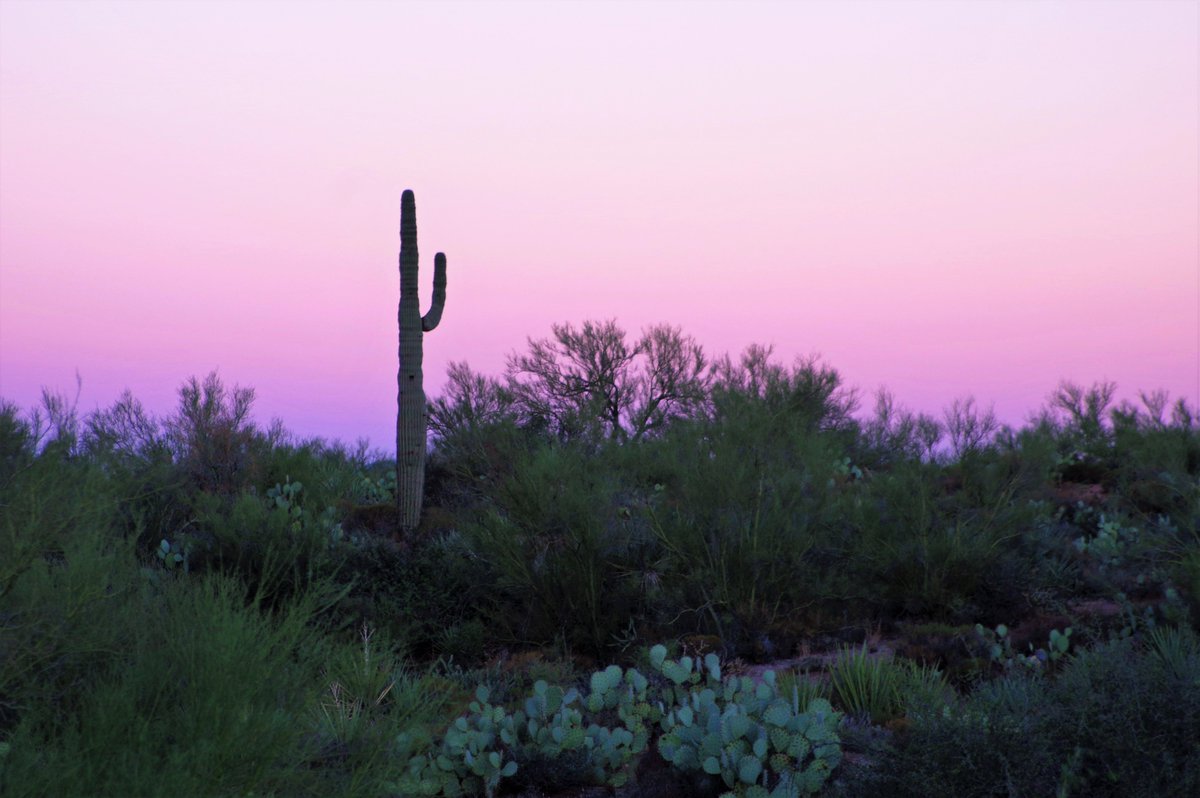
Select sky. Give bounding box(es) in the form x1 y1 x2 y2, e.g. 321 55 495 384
1 0 1196 453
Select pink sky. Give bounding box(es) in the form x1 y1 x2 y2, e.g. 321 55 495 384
1 0 1196 452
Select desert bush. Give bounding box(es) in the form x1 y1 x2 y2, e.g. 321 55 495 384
427 361 541 511
1049 634 1200 797
81 389 167 464
0 453 139 738
871 632 1200 798
1048 380 1119 460
708 345 858 438
0 400 35 485
839 462 1034 621
0 574 337 798
943 396 1000 461
856 388 941 467
185 487 343 608
827 644 906 725
333 534 490 658
78 391 192 554
463 443 644 654
877 669 1064 798
642 390 851 648
504 319 709 443
165 371 275 495
1110 393 1199 533
308 622 458 784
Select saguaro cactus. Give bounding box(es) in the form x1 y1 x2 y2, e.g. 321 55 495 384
397 189 446 532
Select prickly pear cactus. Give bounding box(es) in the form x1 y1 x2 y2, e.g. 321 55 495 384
649 645 843 796
396 189 447 532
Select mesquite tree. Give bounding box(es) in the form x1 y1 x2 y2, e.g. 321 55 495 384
505 319 709 442
397 189 446 532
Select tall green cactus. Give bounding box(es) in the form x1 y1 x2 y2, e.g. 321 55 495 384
397 189 446 532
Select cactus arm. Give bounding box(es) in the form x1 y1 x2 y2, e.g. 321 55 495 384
421 252 446 332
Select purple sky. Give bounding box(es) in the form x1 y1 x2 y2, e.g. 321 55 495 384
1 0 1196 452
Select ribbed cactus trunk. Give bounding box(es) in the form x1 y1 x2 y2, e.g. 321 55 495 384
397 189 446 533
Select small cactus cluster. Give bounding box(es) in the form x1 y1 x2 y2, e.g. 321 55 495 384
396 686 518 797
391 645 843 797
975 623 1073 671
650 644 843 797
1073 513 1135 569
394 674 646 795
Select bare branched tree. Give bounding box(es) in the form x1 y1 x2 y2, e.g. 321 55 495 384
943 395 999 459
1049 380 1118 448
428 361 515 440
862 387 942 463
627 324 709 440
1138 389 1170 429
505 319 708 441
164 371 261 493
83 390 164 461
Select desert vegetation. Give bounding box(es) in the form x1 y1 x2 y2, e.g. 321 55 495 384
2 321 1198 797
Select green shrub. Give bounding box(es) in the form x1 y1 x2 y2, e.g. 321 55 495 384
641 410 849 647
840 462 1035 621
1050 635 1200 797
0 438 138 738
187 487 342 609
872 634 1200 797
332 533 488 656
165 371 274 495
463 444 643 654
873 671 1064 797
1 575 331 798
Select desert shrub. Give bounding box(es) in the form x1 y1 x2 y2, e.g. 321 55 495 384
1047 380 1119 462
171 486 344 611
840 462 1034 622
641 403 852 650
1173 543 1200 623
611 349 877 647
306 624 460 791
1049 634 1200 797
707 345 859 439
0 400 36 484
827 646 950 726
855 387 941 467
0 454 139 738
258 435 383 515
775 670 833 713
81 389 168 464
505 319 710 443
827 644 906 725
1110 395 1200 534
942 396 1000 461
165 371 275 495
1004 420 1064 490
872 632 1200 798
427 360 558 515
873 671 1065 798
1 574 332 798
463 443 644 655
76 391 193 554
333 534 490 658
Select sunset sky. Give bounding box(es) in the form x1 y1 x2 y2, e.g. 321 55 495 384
1 0 1196 452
